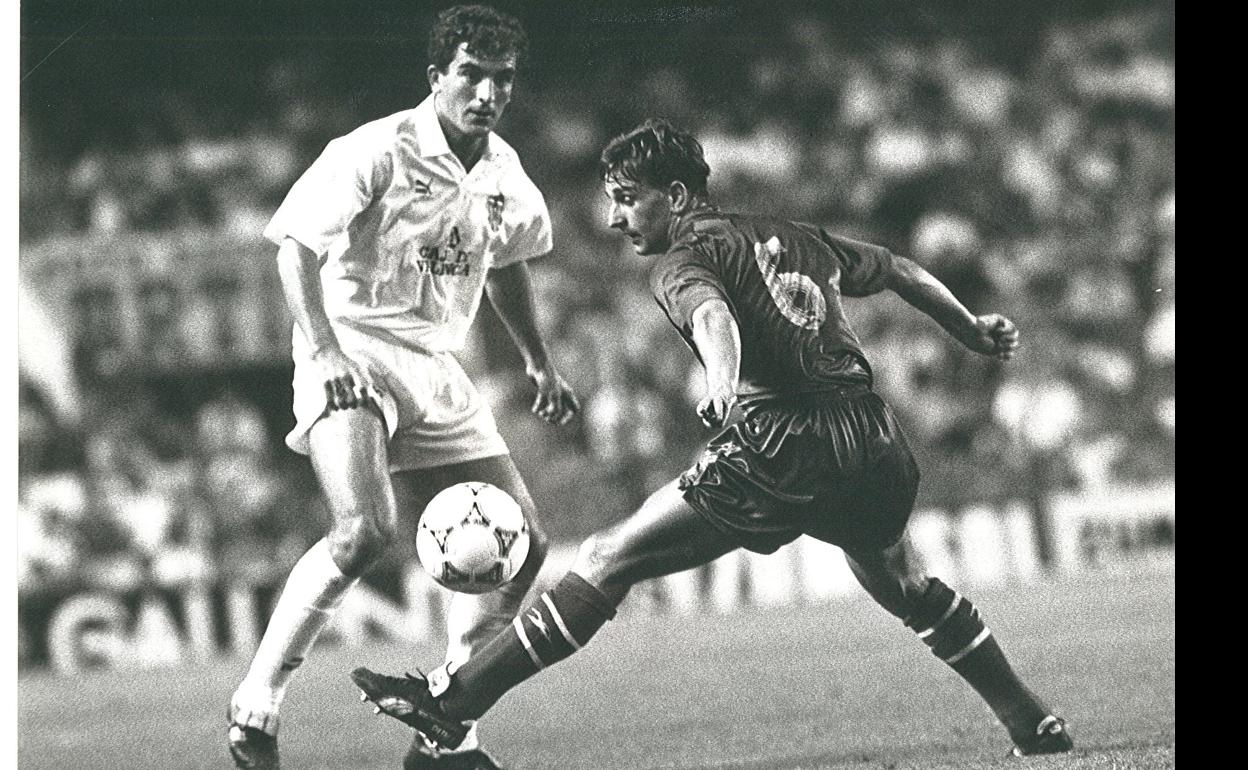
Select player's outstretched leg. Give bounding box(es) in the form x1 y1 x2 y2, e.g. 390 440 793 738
844 541 1073 756
229 409 396 768
353 568 618 750
354 479 737 748
400 573 542 769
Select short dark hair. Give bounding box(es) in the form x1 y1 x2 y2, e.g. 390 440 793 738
599 119 711 198
428 5 529 71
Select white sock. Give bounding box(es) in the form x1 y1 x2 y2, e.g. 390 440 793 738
232 539 357 733
455 721 480 753
434 574 531 751
444 575 532 669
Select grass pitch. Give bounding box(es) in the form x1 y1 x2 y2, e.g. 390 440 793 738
17 564 1174 769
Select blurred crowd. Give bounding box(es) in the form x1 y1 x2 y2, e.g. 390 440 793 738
19 3 1174 603
18 385 322 598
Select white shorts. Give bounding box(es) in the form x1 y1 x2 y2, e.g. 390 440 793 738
287 325 509 472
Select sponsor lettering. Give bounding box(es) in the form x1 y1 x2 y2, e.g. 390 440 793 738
411 258 470 276
408 226 472 276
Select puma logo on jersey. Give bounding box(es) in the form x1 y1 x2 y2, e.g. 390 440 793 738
413 178 434 196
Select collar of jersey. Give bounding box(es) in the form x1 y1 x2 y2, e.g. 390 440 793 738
671 205 724 245
412 94 499 162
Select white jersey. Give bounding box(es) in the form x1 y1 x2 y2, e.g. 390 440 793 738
264 95 553 352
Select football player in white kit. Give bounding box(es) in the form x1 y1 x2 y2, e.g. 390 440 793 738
227 6 577 769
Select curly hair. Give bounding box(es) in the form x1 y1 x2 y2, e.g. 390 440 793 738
428 4 529 71
599 118 711 198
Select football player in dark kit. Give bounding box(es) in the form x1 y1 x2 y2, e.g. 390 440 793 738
353 119 1074 759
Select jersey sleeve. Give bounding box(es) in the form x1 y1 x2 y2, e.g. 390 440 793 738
797 225 896 297
262 135 384 256
650 246 732 336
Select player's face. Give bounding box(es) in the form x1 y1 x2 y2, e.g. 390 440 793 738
605 177 674 256
429 43 517 139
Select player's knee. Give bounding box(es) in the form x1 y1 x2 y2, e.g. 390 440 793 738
848 547 930 620
897 574 935 618
328 514 396 575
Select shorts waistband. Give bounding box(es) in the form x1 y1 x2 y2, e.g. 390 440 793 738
741 384 873 416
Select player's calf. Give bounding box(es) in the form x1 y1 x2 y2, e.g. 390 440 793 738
356 572 618 743
568 531 634 603
442 572 616 720
904 577 993 664
903 577 1071 753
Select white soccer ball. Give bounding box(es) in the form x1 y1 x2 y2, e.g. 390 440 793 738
416 481 531 595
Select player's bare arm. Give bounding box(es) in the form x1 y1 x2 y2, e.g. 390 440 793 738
484 260 580 425
884 254 1020 361
275 236 379 411
690 298 741 428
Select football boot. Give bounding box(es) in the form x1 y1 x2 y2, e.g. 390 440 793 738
351 667 470 750
403 738 505 770
227 700 281 770
1009 715 1074 757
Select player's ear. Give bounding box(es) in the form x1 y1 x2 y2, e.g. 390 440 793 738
427 65 443 92
668 181 692 214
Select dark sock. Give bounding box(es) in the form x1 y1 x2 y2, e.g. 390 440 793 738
906 578 1048 742
441 572 617 720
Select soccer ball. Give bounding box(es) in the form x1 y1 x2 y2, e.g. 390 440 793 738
416 482 531 594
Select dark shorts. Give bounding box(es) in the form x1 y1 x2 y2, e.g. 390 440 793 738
678 387 920 555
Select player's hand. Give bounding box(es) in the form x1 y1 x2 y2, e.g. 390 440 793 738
313 346 380 413
527 363 580 426
696 386 737 429
969 314 1020 361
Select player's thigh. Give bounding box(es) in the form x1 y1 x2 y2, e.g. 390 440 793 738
391 454 543 541
842 537 929 619
307 407 398 529
577 479 739 593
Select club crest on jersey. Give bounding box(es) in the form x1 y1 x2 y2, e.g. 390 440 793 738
413 177 433 196
487 193 506 232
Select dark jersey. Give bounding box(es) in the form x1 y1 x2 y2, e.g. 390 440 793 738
650 208 895 405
